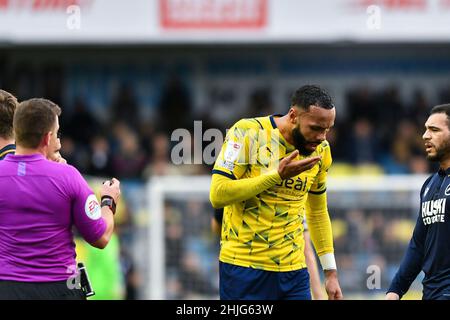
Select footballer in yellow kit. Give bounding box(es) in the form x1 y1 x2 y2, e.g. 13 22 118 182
210 85 343 300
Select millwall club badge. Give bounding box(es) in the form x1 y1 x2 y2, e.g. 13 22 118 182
445 184 450 196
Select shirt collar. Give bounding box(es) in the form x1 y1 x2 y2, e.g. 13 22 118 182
438 167 450 176
0 144 16 160
269 114 284 129
4 153 46 162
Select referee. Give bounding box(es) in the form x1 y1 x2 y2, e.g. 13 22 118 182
0 89 65 163
0 98 120 299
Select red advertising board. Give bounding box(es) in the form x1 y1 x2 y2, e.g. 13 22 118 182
160 0 267 29
0 0 88 11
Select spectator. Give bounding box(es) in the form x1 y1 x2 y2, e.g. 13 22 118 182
112 84 139 129
87 135 114 177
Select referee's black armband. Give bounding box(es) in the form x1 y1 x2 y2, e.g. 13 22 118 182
101 196 116 215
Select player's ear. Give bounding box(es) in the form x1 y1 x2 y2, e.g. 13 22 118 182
288 107 298 124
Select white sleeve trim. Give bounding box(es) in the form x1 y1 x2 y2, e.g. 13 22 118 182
319 253 337 271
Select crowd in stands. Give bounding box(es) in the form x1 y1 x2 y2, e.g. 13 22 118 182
3 60 450 179
56 83 450 178
2 58 449 298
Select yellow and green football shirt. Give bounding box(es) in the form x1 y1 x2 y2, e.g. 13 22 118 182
212 115 333 272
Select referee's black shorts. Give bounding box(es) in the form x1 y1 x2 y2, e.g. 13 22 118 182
0 280 86 300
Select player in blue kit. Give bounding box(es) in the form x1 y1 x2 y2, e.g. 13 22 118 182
387 104 450 300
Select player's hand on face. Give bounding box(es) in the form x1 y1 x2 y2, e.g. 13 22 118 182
49 151 67 164
277 150 321 180
101 178 121 204
324 270 343 300
56 155 67 164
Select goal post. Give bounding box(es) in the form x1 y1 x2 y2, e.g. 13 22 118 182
147 176 213 299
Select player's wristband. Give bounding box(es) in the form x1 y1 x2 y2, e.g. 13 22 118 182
319 253 337 271
101 195 116 215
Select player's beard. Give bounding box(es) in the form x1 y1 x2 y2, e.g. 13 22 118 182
427 139 450 163
292 125 316 156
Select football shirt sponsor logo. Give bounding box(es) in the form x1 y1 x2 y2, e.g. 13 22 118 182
421 198 446 225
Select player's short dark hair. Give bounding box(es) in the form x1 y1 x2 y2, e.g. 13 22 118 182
0 89 19 139
430 103 450 128
14 98 61 149
291 85 334 111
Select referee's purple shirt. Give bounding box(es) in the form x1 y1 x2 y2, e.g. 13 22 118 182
0 154 106 282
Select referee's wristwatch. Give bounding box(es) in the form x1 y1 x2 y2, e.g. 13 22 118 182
101 196 116 215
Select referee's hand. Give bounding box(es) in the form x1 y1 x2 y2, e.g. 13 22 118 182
101 178 121 204
50 151 67 164
277 150 321 180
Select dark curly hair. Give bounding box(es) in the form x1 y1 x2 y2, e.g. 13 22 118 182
291 85 334 110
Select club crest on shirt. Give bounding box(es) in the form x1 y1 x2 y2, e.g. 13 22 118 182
85 194 101 220
445 184 450 196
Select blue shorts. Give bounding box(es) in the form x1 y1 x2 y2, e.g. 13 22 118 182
219 262 311 300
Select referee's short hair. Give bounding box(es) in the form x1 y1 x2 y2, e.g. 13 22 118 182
0 89 19 140
14 98 61 149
